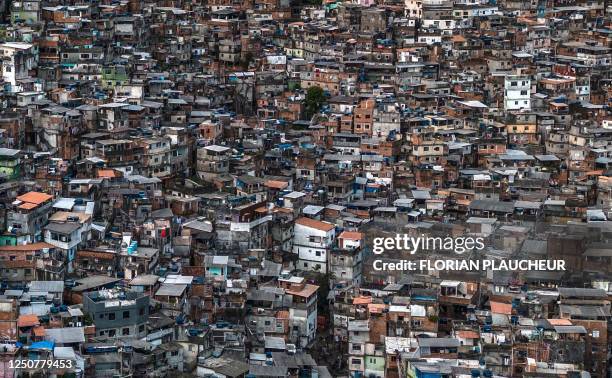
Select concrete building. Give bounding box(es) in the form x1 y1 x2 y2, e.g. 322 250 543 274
0 42 38 92
196 144 231 182
83 290 150 339
504 75 531 111
292 217 336 273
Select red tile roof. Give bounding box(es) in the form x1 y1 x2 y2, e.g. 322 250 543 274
353 296 373 305
17 314 39 328
17 202 38 210
368 303 387 314
33 326 46 337
490 301 512 315
547 319 572 326
286 283 319 298
456 330 479 339
339 231 363 240
265 180 289 190
16 192 53 205
295 217 334 232
0 242 53 252
97 169 117 178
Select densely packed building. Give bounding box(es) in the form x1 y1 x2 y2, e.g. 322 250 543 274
0 0 610 377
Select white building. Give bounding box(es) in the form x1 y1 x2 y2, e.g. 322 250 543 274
404 0 423 17
0 42 38 92
292 217 336 273
373 103 401 141
279 276 319 348
11 0 42 24
44 212 92 272
575 44 611 67
504 75 531 111
417 32 443 45
421 19 456 35
329 231 365 287
348 320 370 376
576 79 590 101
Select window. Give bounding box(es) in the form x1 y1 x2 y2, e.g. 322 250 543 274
108 313 115 320
139 325 145 333
123 311 130 319
108 330 116 337
122 328 130 335
351 359 361 365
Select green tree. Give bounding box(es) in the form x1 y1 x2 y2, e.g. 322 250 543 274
240 51 254 71
303 271 335 315
304 86 326 120
83 314 93 326
317 271 335 315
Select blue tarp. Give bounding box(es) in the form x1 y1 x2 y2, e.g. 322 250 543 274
29 341 54 350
